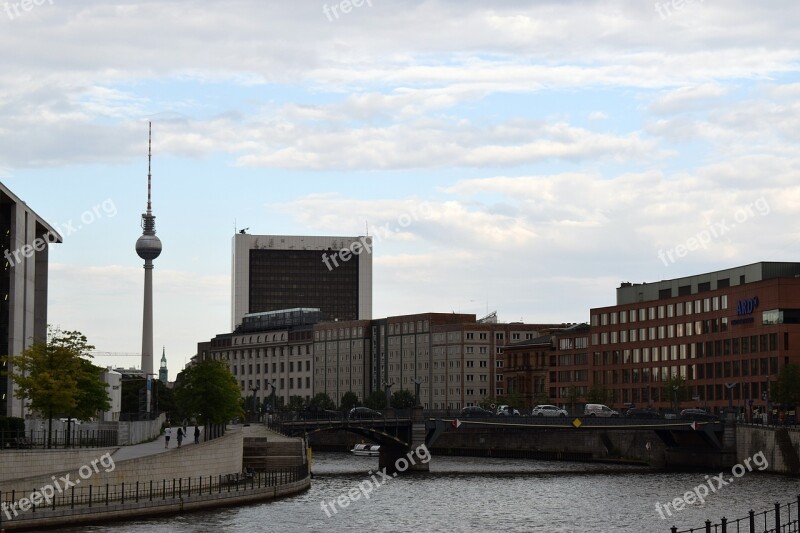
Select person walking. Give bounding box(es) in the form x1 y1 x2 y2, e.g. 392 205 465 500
194 425 200 444
164 426 171 449
177 427 184 448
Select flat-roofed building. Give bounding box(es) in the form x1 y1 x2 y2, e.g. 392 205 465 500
0 183 62 417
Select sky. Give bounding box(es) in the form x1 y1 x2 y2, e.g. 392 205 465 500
2 0 799 380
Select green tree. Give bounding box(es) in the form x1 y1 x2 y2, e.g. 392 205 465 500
287 395 306 412
774 364 800 408
174 360 243 426
339 391 360 412
364 390 387 410
664 375 690 410
2 328 109 448
586 385 611 405
391 389 415 409
308 392 336 411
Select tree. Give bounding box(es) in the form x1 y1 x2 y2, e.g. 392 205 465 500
364 390 387 410
664 375 690 410
2 328 109 448
308 392 336 411
287 395 306 412
174 360 243 426
774 364 800 408
586 385 611 405
339 391 360 412
391 389 415 409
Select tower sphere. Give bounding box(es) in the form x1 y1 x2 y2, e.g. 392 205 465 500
136 233 162 260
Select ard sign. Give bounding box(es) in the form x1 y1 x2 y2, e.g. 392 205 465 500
736 297 758 316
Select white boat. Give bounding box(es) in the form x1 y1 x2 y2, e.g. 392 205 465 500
351 443 381 456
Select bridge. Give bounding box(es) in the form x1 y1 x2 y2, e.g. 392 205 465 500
277 408 728 473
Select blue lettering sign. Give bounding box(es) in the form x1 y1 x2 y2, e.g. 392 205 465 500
736 297 759 316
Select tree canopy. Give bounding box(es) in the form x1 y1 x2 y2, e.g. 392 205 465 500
390 389 416 409
364 390 387 410
2 328 110 446
174 360 243 425
308 392 335 411
774 364 800 407
339 391 360 412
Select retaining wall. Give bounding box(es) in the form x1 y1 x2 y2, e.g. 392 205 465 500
737 425 800 475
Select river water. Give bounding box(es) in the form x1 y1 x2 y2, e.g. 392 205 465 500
75 453 799 533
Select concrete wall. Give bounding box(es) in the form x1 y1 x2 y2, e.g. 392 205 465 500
121 414 166 445
1 430 244 495
737 425 800 475
0 474 310 531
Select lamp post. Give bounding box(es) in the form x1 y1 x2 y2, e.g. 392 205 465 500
249 383 260 422
268 379 278 421
383 380 394 409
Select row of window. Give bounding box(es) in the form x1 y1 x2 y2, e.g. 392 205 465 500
592 296 730 326
232 360 312 376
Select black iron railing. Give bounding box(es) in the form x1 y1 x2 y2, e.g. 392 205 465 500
671 495 800 533
0 429 117 450
0 464 309 525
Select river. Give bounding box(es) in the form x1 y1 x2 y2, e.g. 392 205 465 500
74 452 799 533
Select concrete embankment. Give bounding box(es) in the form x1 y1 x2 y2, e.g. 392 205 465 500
0 426 310 531
738 424 800 475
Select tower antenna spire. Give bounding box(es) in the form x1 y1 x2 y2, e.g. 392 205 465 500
147 121 152 215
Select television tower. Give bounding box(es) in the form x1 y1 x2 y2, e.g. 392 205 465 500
135 122 162 379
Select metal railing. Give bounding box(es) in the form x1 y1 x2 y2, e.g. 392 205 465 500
1 429 117 450
0 464 309 526
671 495 800 533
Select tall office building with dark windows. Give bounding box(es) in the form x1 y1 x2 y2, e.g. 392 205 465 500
231 234 372 330
0 183 61 417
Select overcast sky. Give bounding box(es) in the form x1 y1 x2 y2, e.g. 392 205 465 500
3 0 799 379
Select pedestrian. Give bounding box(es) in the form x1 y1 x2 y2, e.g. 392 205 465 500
194 425 200 444
177 427 184 448
164 426 171 449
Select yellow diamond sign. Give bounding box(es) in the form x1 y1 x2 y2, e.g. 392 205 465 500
572 418 582 428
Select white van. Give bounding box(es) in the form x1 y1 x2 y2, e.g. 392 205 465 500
584 404 619 417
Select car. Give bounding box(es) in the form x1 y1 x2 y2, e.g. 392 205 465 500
531 405 568 417
495 405 521 416
584 404 619 417
348 407 383 419
459 406 495 418
679 408 719 422
624 408 661 419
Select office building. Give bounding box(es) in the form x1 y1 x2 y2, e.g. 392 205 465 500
0 182 61 417
199 308 319 407
231 234 372 330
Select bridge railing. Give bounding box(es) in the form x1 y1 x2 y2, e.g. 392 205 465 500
670 495 800 533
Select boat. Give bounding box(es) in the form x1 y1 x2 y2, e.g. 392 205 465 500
351 443 381 456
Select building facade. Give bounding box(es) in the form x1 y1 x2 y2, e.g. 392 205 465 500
588 263 800 413
0 183 61 417
199 308 318 407
230 234 372 329
313 312 566 409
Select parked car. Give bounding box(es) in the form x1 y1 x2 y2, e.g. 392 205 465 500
679 408 719 422
348 407 383 419
584 404 619 417
495 405 521 416
624 408 661 419
459 406 495 418
531 405 568 417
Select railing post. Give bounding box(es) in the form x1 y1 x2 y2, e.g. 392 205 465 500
105 484 109 506
70 486 74 509
172 479 176 499
749 510 754 533
136 481 139 503
31 488 36 513
162 479 166 500
705 519 711 533
188 477 191 497
775 502 780 532
149 480 153 502
720 517 727 533
179 478 182 498
121 482 125 505
88 484 92 508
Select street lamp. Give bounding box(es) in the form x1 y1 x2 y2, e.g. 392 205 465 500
383 380 394 408
267 379 278 420
249 383 260 422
